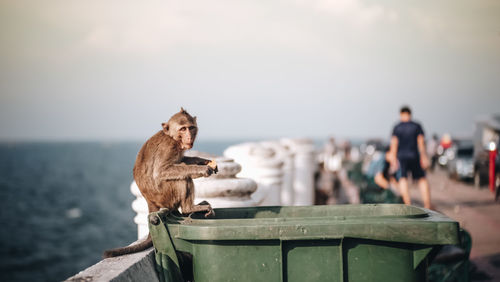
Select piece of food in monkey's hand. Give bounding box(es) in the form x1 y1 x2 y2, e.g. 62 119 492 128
208 160 218 173
208 160 217 169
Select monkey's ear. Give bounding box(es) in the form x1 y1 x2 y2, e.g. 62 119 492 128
193 116 197 122
162 122 169 134
180 107 186 113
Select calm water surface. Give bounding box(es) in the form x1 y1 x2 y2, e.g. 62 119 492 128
0 141 238 281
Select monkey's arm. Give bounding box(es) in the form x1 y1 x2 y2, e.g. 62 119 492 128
154 163 213 183
181 156 210 165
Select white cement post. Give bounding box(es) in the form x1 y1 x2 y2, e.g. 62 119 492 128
194 157 258 208
130 181 148 239
224 143 284 206
261 141 295 206
281 138 317 206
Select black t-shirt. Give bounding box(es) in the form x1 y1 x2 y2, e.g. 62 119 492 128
392 121 424 159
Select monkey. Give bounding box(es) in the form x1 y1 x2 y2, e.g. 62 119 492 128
103 108 216 258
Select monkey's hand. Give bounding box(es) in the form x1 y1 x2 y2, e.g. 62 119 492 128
202 165 216 177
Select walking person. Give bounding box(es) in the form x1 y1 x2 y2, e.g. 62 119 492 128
389 106 432 209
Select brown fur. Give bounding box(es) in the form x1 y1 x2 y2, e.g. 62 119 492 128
103 108 216 258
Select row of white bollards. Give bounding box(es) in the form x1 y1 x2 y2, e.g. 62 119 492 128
223 143 284 206
223 138 317 206
130 138 317 239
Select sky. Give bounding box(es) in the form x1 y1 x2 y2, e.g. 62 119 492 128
1 0 499 142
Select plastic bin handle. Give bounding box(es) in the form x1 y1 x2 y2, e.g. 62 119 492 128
149 210 183 282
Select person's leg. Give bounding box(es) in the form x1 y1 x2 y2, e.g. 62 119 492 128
399 177 411 205
397 158 411 205
411 158 432 209
418 177 432 209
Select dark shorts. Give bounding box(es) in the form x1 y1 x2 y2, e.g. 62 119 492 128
397 158 426 180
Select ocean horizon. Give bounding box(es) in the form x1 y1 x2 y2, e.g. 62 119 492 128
0 140 249 281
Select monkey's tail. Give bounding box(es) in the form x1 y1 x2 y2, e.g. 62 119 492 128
103 234 153 258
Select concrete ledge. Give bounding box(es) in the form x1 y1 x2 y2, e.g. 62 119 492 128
66 245 158 282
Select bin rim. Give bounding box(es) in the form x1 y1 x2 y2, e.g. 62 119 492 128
152 204 460 246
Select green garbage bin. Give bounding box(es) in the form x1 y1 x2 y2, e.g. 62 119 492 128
149 204 459 282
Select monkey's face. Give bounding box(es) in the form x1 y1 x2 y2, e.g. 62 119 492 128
163 110 198 150
175 123 198 150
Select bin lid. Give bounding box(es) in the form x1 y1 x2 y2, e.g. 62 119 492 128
155 204 459 245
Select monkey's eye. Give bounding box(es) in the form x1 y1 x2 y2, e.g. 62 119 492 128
189 126 196 130
180 127 187 131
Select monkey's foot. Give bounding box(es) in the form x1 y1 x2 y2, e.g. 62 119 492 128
196 201 215 218
204 206 215 218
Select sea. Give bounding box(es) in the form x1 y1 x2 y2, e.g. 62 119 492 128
0 140 242 282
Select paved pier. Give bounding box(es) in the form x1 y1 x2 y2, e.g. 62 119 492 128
408 169 500 281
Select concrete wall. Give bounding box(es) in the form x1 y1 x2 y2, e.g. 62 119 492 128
65 246 157 282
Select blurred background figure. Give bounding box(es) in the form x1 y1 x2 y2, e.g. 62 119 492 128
369 147 399 193
316 137 360 205
350 141 402 205
316 137 340 205
389 106 432 209
322 137 342 173
316 137 343 204
436 133 454 168
427 134 439 172
440 133 453 150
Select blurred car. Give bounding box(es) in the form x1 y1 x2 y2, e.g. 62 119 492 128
473 142 499 188
448 140 474 180
473 115 500 188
